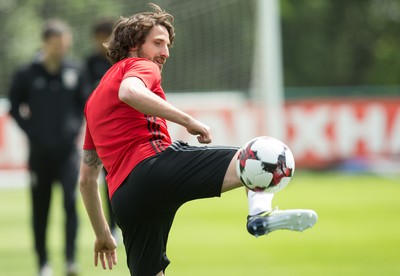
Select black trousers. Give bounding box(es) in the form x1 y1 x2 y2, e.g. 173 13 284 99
111 141 238 275
28 145 80 267
102 168 116 231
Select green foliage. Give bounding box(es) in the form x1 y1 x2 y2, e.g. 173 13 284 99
0 171 399 275
281 0 400 87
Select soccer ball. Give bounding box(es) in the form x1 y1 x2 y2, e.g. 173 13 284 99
236 136 295 193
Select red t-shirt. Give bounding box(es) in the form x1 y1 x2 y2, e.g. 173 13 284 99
83 58 172 198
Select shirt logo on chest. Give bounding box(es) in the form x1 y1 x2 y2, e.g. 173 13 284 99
62 68 79 90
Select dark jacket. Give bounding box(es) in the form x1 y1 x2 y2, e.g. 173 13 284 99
8 56 89 156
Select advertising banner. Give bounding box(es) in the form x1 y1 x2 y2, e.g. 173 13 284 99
0 97 399 170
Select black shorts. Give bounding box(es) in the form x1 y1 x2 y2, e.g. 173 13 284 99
111 141 238 276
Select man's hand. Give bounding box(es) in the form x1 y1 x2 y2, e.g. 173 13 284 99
94 235 118 270
185 118 212 144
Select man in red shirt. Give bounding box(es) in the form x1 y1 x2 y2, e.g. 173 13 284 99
79 4 317 276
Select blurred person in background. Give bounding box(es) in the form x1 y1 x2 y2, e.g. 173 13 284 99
85 17 114 89
8 18 88 276
84 17 118 240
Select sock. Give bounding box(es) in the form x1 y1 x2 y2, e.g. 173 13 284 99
248 190 274 216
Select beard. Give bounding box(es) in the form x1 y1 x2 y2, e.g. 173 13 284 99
136 46 164 72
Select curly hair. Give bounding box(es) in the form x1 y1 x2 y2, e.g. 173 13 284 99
105 3 175 64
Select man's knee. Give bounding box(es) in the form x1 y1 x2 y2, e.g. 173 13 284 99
221 150 242 193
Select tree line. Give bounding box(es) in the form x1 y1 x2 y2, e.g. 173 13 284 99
0 0 399 98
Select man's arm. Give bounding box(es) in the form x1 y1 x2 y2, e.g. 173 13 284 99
79 150 117 270
119 77 212 144
8 68 31 134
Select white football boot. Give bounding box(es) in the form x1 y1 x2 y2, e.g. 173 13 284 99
247 208 318 237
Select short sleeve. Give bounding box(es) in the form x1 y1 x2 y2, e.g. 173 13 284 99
123 58 161 90
83 123 95 150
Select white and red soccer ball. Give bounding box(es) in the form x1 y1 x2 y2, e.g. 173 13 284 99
236 136 295 193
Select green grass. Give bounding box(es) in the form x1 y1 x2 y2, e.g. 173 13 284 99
1 171 399 275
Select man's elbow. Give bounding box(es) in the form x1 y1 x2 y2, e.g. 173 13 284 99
79 174 96 194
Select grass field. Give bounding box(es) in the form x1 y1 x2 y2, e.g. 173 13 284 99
0 171 399 276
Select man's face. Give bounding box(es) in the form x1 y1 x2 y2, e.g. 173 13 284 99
133 25 170 72
43 34 72 61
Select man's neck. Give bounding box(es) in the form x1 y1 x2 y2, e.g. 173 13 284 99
42 55 62 74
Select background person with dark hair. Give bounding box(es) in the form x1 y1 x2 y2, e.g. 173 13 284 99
8 18 88 276
85 17 115 90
